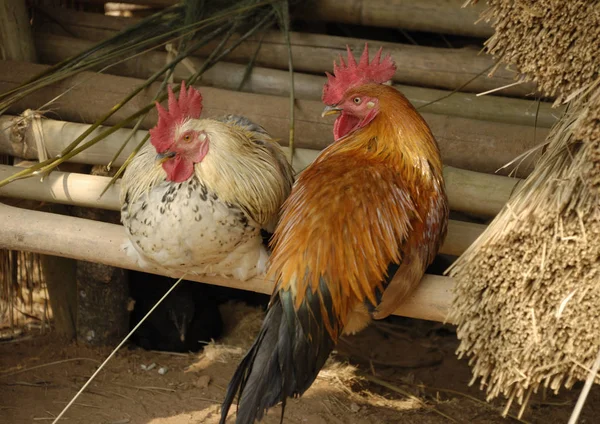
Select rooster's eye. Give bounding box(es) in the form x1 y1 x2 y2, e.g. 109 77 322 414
353 97 361 104
182 134 192 142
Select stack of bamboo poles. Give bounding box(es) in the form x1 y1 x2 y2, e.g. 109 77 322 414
0 109 500 322
35 5 535 98
0 1 558 324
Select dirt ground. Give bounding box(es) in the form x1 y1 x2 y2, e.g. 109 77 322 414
1 302 598 424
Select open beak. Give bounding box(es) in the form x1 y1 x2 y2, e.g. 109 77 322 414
156 151 176 164
321 105 342 118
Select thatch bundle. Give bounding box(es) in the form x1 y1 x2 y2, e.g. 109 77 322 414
579 88 600 193
450 0 600 417
472 0 600 104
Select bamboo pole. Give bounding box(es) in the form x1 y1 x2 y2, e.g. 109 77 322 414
0 61 547 175
296 0 494 38
0 163 487 257
35 5 139 41
0 164 121 210
0 201 455 323
74 0 494 38
34 33 562 128
445 167 522 217
77 0 175 6
34 6 535 97
0 0 36 62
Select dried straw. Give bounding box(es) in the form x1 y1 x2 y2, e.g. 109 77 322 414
197 301 265 366
448 82 600 415
469 0 600 105
450 3 600 415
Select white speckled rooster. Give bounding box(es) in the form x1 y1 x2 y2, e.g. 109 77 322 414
120 82 294 281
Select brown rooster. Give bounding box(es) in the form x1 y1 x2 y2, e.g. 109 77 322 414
220 44 448 423
120 82 294 281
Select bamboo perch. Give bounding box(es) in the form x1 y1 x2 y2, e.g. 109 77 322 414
0 163 486 257
0 164 122 210
34 33 561 128
74 0 493 38
0 201 455 323
0 114 521 217
34 6 535 97
0 61 547 175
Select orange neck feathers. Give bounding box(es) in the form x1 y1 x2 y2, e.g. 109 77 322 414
323 84 443 181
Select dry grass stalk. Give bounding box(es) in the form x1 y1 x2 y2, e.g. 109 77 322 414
360 373 458 422
0 244 47 330
568 347 600 424
448 81 600 415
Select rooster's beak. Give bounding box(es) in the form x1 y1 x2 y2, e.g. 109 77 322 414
321 105 342 118
156 151 176 164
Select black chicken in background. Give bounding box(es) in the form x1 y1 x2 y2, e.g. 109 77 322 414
129 272 224 353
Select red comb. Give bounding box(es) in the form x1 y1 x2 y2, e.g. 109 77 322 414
321 43 396 105
149 81 203 153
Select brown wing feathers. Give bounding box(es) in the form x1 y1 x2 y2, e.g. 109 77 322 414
268 152 416 339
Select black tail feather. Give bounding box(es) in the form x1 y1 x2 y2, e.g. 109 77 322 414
220 287 336 424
